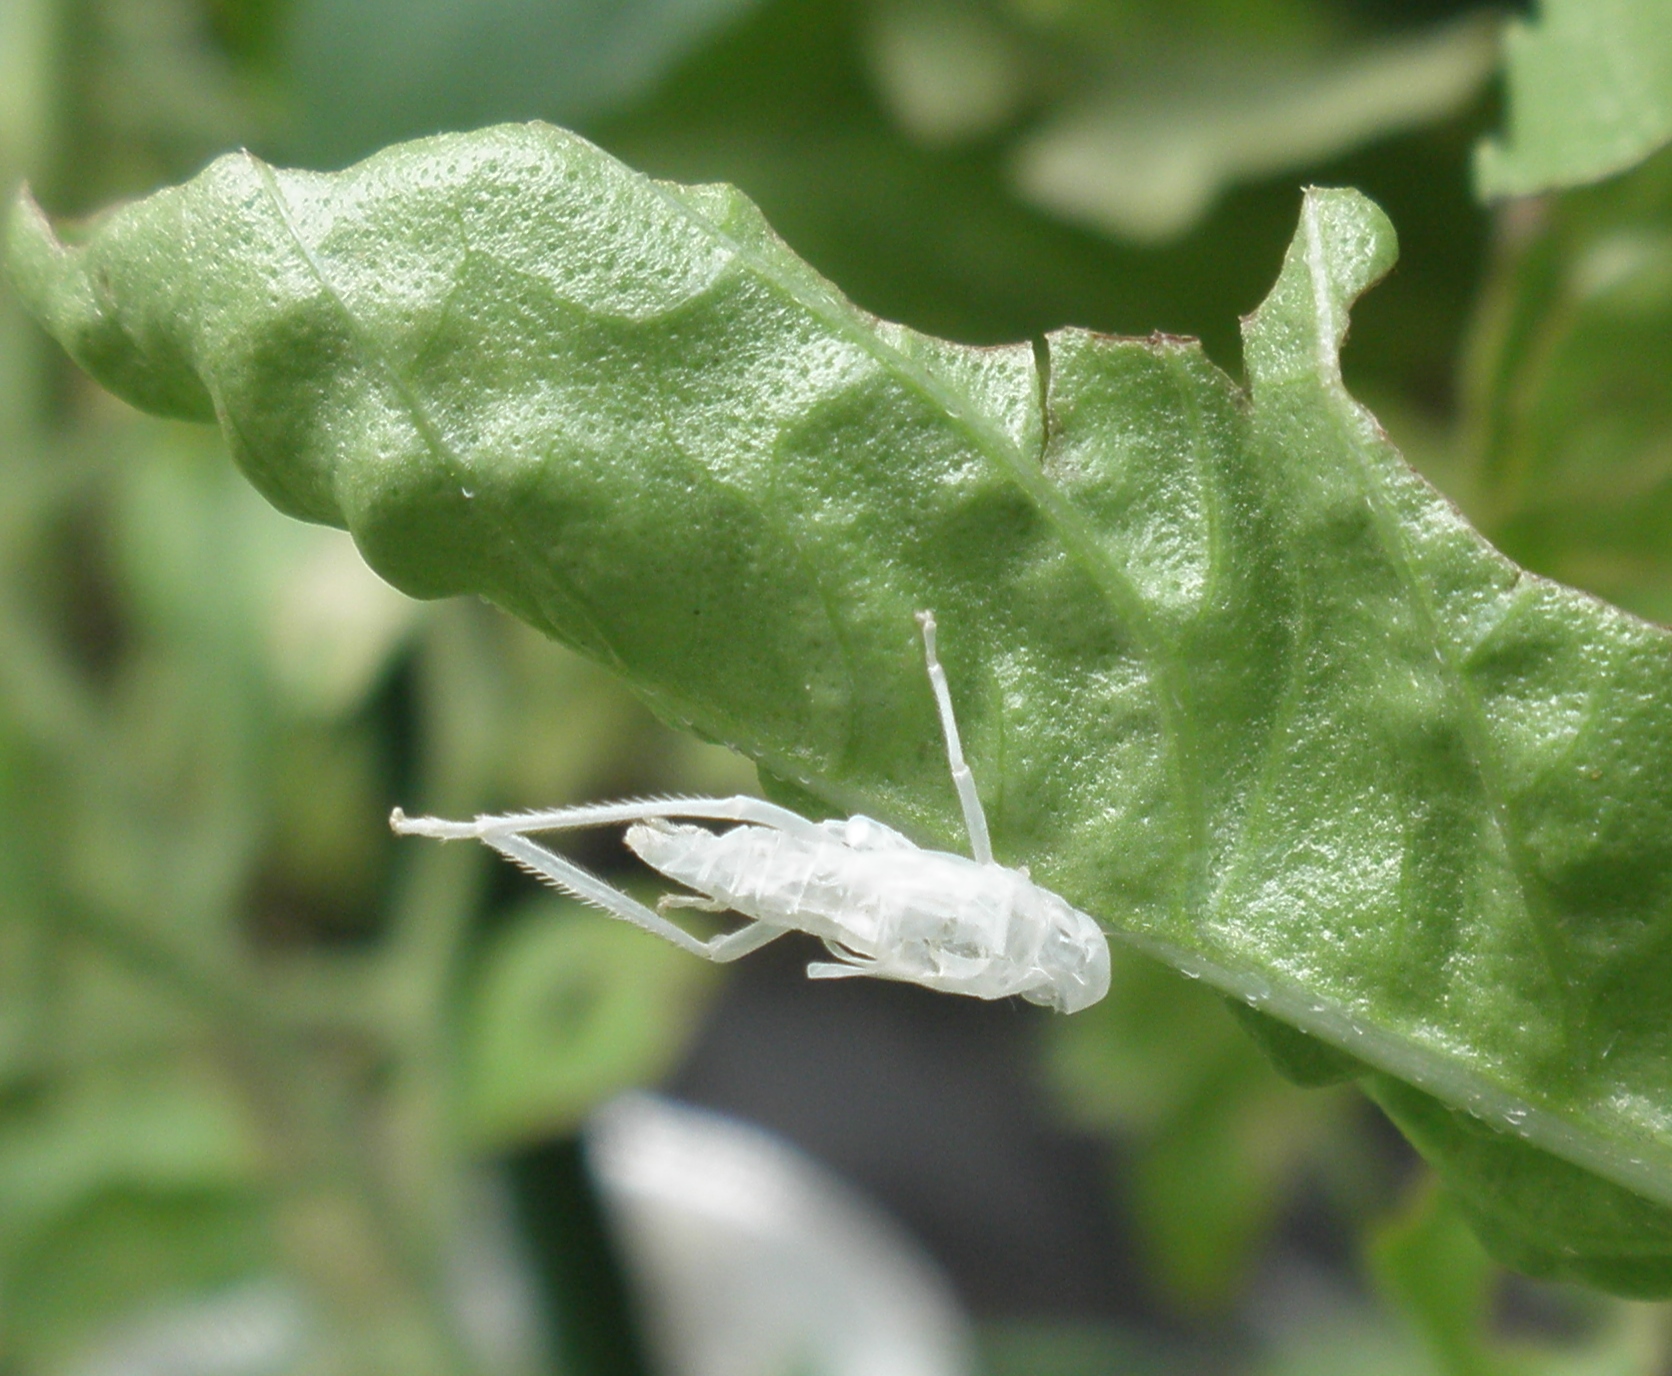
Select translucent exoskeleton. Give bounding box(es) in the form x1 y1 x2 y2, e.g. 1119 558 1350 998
391 612 1111 1013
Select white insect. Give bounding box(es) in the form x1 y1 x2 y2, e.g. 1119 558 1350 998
391 612 1111 1013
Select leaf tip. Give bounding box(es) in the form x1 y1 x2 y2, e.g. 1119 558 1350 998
4 181 219 424
1242 186 1399 391
1296 185 1399 309
3 182 68 323
4 184 116 385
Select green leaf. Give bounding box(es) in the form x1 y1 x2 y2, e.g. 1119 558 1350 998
597 0 1485 405
0 1059 262 1255
1367 1182 1515 1376
1476 0 1672 199
2 1188 276 1372
11 126 1672 1286
1371 1075 1672 1300
1225 1001 1365 1089
460 896 715 1149
484 614 762 812
1252 1310 1438 1376
1367 1173 1672 1376
1459 146 1672 624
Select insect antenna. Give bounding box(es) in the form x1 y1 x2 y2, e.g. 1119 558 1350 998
916 611 993 865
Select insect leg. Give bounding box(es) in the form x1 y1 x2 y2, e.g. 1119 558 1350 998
702 920 792 963
915 611 993 865
658 893 731 914
420 823 791 965
392 798 821 965
806 960 873 980
391 794 826 842
805 936 882 981
482 829 725 960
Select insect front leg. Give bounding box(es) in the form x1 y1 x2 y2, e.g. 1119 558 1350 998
805 960 873 981
805 935 883 981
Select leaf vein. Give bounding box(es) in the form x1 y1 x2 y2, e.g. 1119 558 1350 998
246 153 630 680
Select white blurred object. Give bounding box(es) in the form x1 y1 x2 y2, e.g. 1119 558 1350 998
445 1170 555 1376
66 1281 309 1376
586 1093 975 1376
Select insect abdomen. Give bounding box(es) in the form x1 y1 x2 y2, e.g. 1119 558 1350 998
625 823 883 940
625 821 1029 970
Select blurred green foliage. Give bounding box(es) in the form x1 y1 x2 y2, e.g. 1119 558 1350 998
0 10 737 1366
4 1 1672 1374
463 899 717 1152
1458 146 1672 623
1475 0 1672 199
1050 951 1366 1313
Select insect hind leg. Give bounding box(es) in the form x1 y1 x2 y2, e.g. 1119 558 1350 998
392 795 825 842
484 830 785 963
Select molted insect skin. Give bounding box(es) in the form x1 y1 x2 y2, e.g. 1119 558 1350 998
625 817 1111 1013
390 611 1113 1012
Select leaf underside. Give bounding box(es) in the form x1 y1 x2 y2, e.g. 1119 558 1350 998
10 123 1672 1289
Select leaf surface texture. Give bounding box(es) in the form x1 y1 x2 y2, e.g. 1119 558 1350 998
11 124 1672 1282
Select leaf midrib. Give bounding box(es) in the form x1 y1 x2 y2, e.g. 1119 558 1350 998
638 167 1208 892
251 139 1209 891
